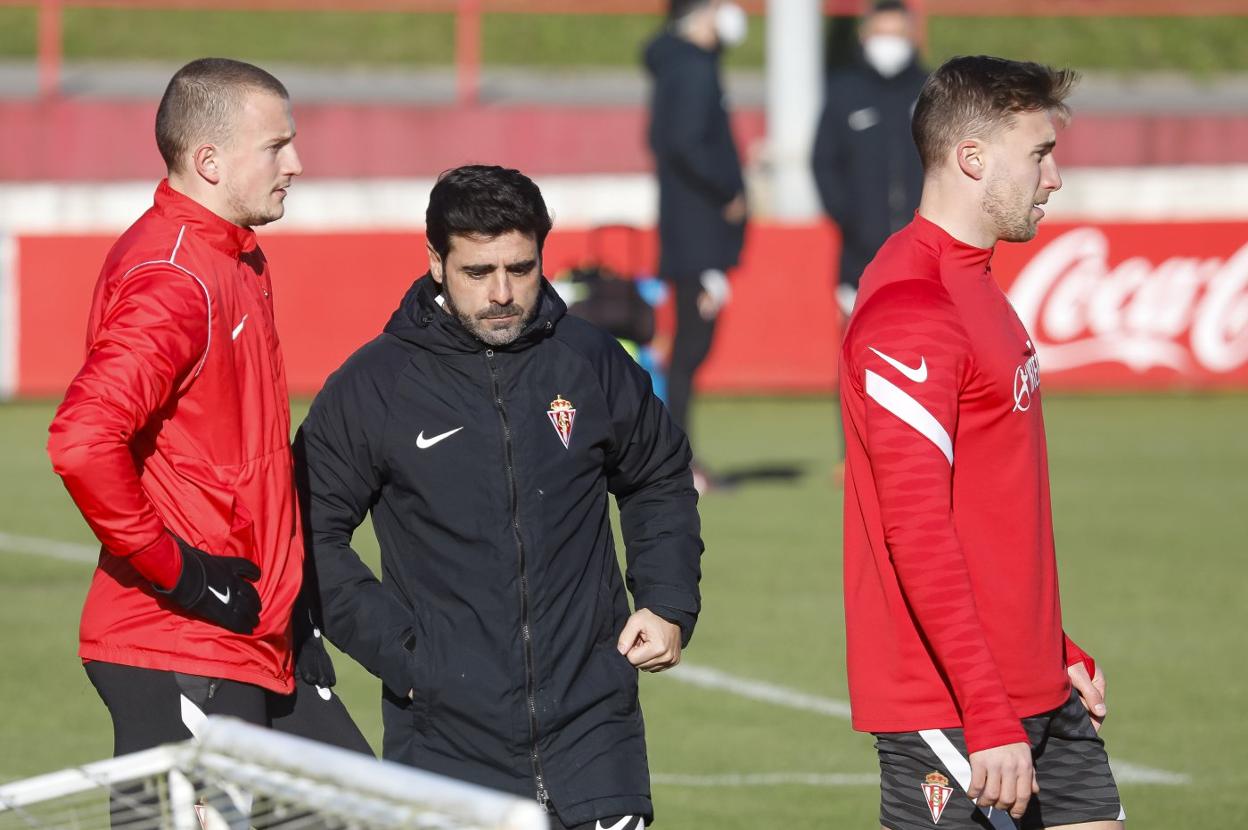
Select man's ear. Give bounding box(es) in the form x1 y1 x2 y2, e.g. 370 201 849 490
956 139 986 182
427 241 444 284
192 144 221 185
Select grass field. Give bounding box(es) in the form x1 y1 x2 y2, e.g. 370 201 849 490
1 393 1245 828
1 9 1247 73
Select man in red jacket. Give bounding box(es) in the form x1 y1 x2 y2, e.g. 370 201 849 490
841 57 1124 830
48 58 367 758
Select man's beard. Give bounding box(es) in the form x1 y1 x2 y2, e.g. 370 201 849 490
225 183 282 228
983 172 1038 243
444 292 537 347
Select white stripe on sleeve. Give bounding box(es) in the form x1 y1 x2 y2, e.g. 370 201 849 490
865 370 954 465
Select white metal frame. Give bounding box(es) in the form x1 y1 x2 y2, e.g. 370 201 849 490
0 716 548 830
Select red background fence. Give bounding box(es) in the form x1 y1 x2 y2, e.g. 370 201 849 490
14 219 1248 398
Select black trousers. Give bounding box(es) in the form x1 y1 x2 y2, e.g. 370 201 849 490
84 660 372 756
86 661 372 829
665 275 720 443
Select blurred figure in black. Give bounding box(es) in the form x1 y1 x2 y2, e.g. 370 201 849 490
644 0 749 493
814 0 926 317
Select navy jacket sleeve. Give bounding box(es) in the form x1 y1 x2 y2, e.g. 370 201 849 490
600 340 703 646
294 349 416 698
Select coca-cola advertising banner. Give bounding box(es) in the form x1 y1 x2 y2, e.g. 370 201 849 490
992 222 1248 390
6 221 1247 398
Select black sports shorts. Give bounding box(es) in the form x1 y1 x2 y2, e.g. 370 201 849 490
555 815 645 830
875 689 1124 829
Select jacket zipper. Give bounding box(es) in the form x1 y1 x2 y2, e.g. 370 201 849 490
484 349 551 813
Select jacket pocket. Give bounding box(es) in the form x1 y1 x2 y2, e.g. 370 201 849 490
163 453 256 564
402 619 436 735
220 497 256 562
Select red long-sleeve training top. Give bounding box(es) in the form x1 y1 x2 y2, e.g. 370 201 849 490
47 181 300 692
840 213 1091 754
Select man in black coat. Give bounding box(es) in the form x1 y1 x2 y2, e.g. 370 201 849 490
295 166 703 830
813 0 926 316
644 0 748 490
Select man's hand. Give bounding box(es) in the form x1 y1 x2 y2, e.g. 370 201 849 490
616 608 682 672
294 609 337 691
158 533 262 634
697 269 731 321
967 742 1037 821
722 193 747 224
1068 660 1108 732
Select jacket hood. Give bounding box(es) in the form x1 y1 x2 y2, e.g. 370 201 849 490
384 273 567 354
644 30 715 76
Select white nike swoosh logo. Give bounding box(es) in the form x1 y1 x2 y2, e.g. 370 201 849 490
869 346 927 383
596 818 634 830
207 585 230 604
416 427 463 449
232 315 248 340
848 107 879 131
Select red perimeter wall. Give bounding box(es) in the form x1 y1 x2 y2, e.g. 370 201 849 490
14 220 1248 398
4 100 1248 181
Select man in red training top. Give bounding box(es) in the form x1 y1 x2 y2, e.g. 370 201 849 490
840 56 1124 830
47 58 367 759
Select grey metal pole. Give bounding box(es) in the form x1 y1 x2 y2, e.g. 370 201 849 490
765 0 824 220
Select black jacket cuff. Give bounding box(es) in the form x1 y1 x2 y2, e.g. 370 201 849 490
648 606 696 648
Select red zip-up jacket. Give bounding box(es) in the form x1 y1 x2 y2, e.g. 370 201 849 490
48 181 300 692
840 214 1092 754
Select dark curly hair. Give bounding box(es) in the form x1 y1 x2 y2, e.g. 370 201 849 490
425 165 553 262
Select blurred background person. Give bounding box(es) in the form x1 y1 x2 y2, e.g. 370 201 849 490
813 0 926 318
644 0 749 493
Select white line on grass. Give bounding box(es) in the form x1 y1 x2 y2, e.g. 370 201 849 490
671 663 1190 786
0 531 98 564
0 530 1195 788
671 663 853 719
1111 761 1189 786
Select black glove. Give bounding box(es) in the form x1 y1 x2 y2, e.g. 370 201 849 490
293 607 337 689
157 533 262 634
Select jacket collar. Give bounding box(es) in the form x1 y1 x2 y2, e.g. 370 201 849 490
911 211 995 276
152 179 259 259
385 273 567 355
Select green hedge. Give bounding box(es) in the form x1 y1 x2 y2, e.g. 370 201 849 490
0 9 1244 73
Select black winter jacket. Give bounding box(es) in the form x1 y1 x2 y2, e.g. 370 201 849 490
812 60 927 289
295 275 703 826
644 30 746 280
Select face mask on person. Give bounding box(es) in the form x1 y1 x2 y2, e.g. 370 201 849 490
862 34 914 78
715 2 748 48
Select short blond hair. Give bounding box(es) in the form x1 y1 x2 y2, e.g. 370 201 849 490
155 58 288 173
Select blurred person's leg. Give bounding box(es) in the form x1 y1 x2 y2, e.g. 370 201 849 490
666 275 718 440
667 274 726 494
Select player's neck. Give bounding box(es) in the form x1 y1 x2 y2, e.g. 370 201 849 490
917 181 997 250
167 172 244 228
